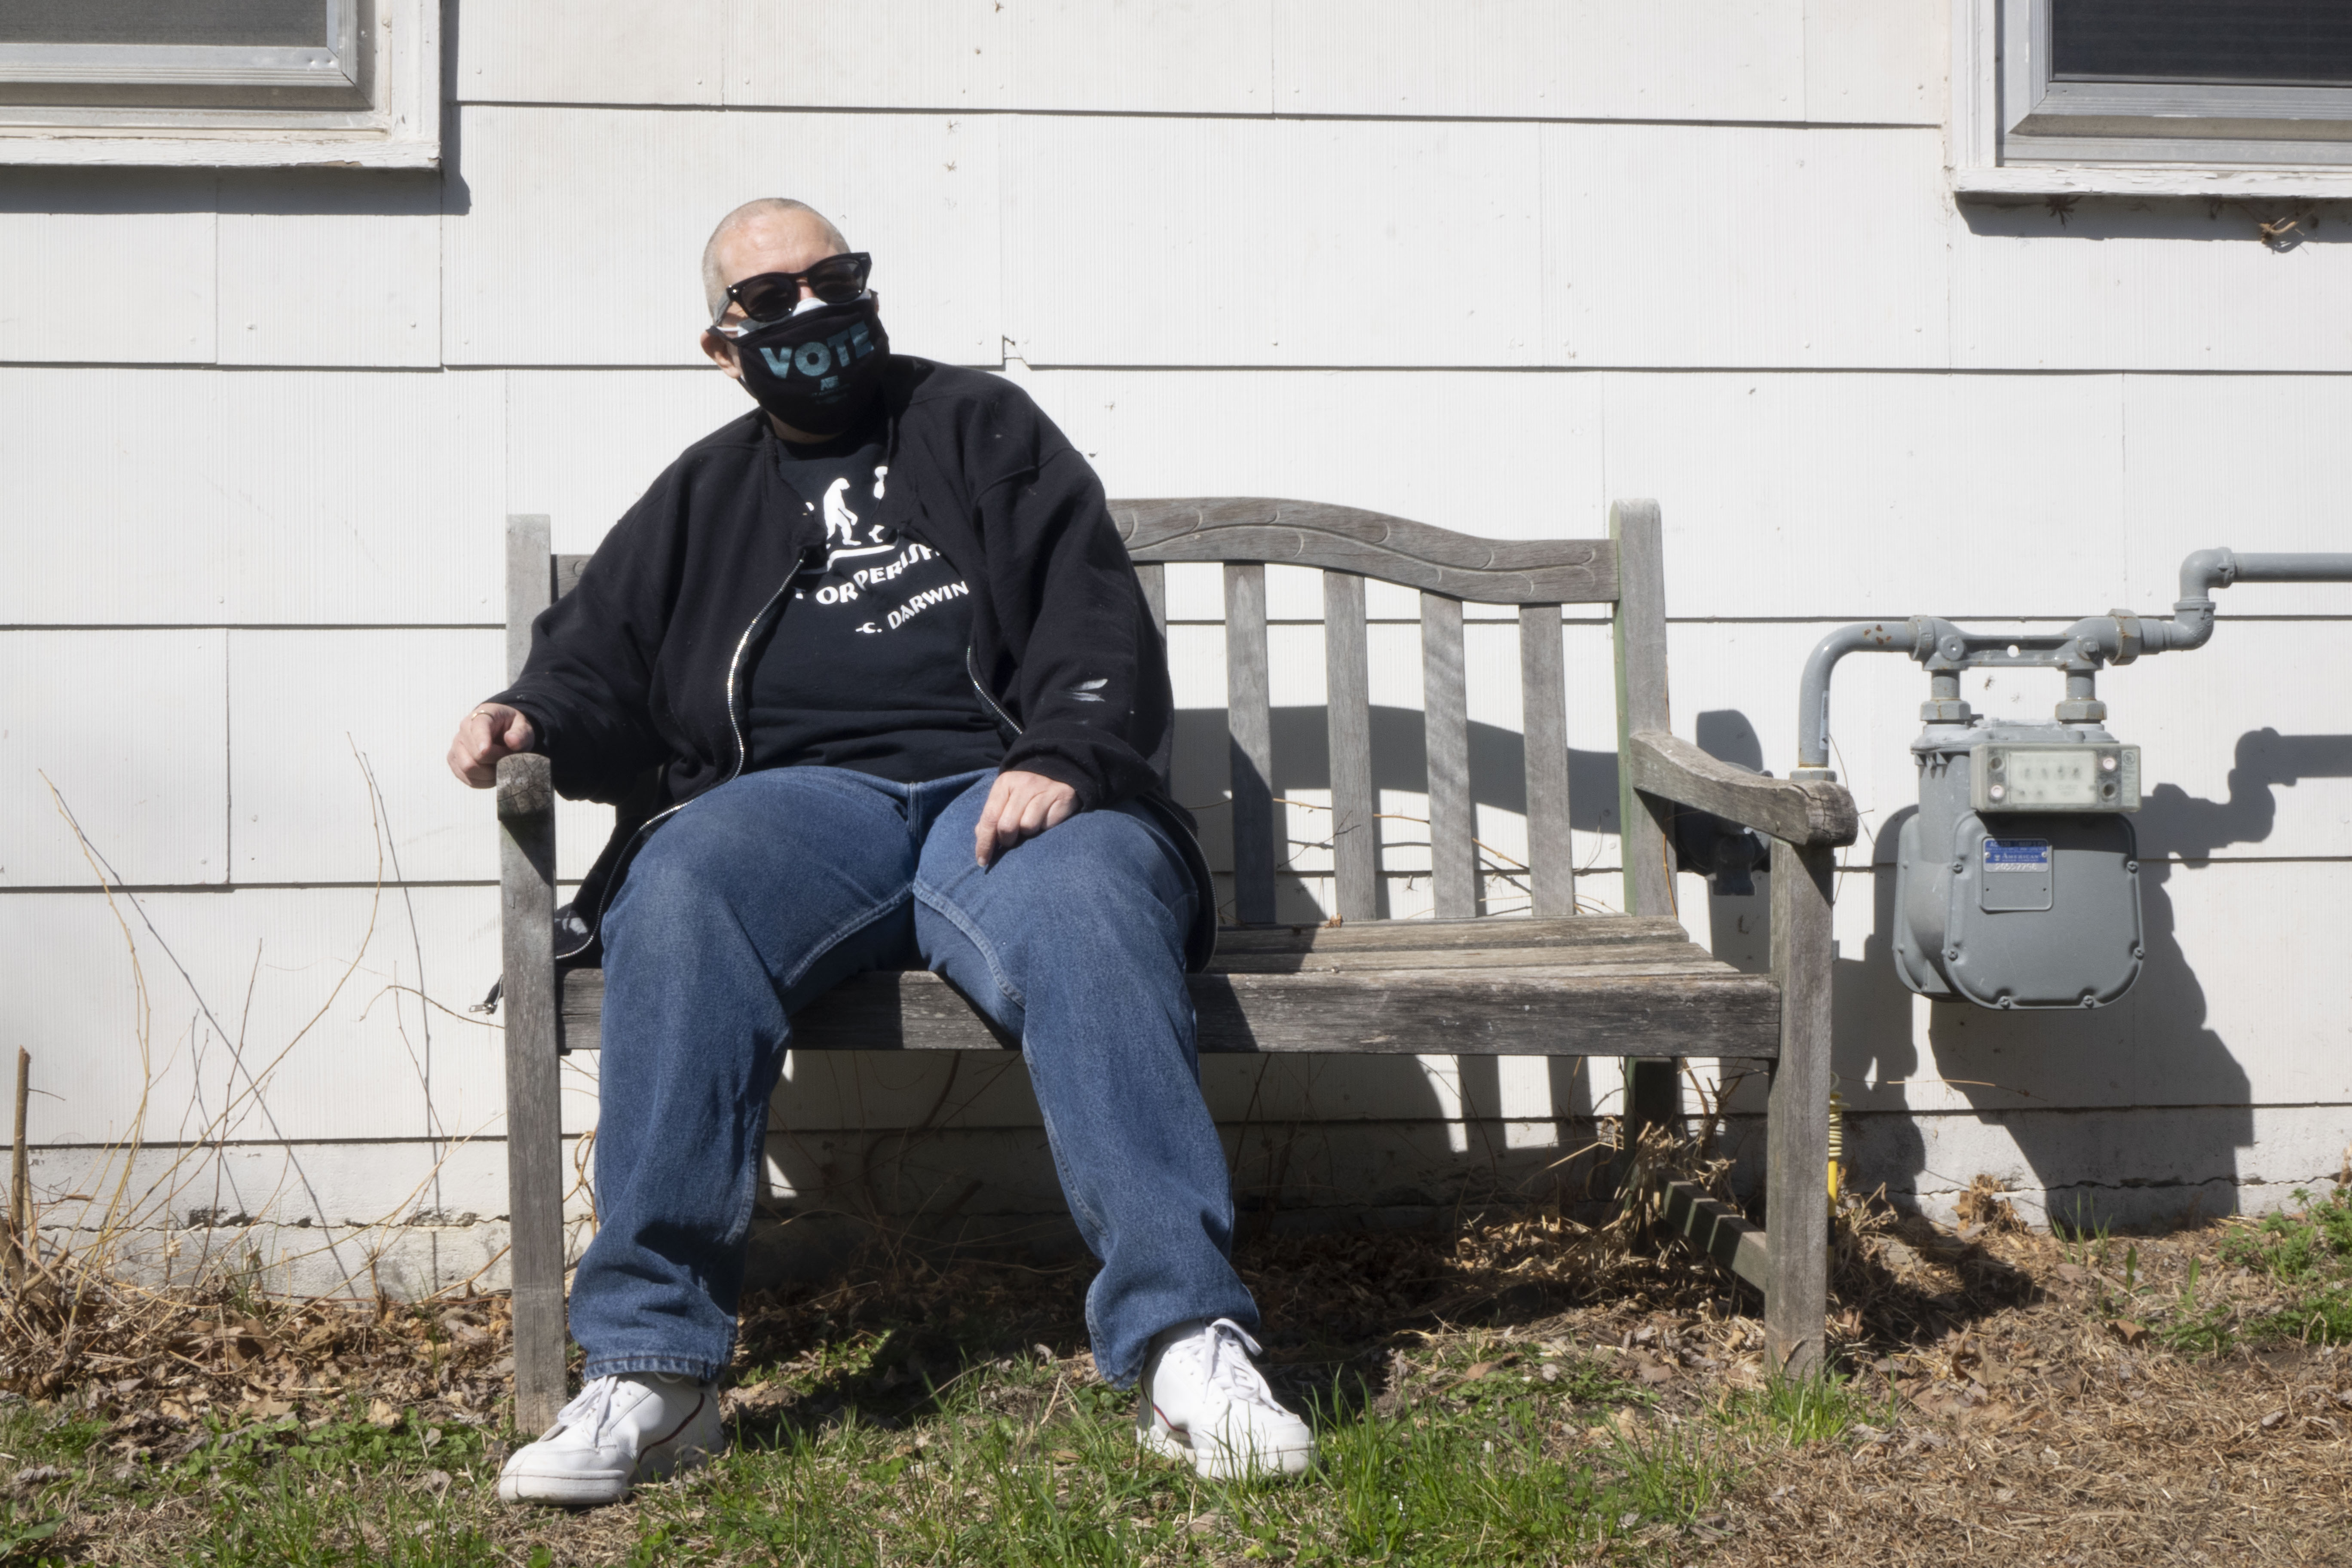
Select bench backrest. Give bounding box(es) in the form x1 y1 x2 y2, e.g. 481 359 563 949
508 497 1672 928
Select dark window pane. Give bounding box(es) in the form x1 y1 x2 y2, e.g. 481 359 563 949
0 0 327 48
2054 0 2352 86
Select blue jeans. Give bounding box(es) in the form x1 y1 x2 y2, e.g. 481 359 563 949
571 766 1256 1388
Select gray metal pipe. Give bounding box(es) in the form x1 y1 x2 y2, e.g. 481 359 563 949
1795 619 1924 771
1792 548 2352 775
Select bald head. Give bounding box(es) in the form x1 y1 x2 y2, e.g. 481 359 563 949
701 199 850 316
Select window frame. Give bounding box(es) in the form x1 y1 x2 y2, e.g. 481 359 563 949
0 0 435 168
1952 0 2352 197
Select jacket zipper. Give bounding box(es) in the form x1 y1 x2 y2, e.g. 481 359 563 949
560 556 806 960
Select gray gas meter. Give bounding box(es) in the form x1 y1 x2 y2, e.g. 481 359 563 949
1793 548 2352 1012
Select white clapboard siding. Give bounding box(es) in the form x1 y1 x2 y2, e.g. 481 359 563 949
0 886 524 1147
1951 205 2352 374
1002 116 1544 367
1026 368 1607 537
1542 124 1953 370
18 1139 527 1241
459 0 729 106
229 628 618 886
462 0 1939 127
0 369 505 626
726 0 1005 109
0 631 227 888
1272 0 1804 123
0 201 214 365
216 203 441 369
2121 375 2352 616
1842 1104 2352 1228
1005 0 1273 114
505 369 753 554
443 107 1003 369
1801 0 1946 125
1603 370 2126 619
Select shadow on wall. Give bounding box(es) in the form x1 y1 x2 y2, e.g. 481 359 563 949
1837 729 2352 1230
1955 194 2346 253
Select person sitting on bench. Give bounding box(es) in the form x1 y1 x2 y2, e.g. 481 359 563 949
447 197 1314 1506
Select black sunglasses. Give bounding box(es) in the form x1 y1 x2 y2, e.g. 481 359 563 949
711 251 872 335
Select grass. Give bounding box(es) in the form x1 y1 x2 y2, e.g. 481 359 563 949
0 1338 1757 1567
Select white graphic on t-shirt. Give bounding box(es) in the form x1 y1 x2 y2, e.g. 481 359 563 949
822 478 861 548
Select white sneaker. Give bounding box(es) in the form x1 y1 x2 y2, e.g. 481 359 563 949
497 1372 723 1507
1136 1318 1314 1480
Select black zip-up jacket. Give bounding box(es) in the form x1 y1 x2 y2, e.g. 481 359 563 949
489 355 1216 970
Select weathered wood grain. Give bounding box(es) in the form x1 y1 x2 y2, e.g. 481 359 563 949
1629 729 1859 848
1224 562 1277 925
1656 1178 1769 1292
1212 915 1690 954
508 518 554 685
1608 501 1684 1150
1767 840 1836 1378
1112 499 1617 605
1421 593 1476 919
1519 604 1576 919
1323 570 1379 922
554 553 590 603
560 962 1780 1060
1609 502 1675 920
496 749 567 1435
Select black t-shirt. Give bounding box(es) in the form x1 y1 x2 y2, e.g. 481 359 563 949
739 424 1007 783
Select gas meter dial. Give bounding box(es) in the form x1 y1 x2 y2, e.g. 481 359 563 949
1970 742 2140 813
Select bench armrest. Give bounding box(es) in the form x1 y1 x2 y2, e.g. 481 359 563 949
1629 729 1858 848
496 752 554 823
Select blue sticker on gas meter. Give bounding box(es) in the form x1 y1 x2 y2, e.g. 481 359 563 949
1983 838 2051 872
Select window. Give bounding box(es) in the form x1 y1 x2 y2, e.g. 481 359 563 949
0 0 436 168
1953 0 2352 196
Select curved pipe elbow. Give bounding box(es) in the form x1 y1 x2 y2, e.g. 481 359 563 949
1797 619 1921 770
2178 548 2236 602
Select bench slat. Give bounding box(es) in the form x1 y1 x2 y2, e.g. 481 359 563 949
1420 593 1475 919
1322 570 1378 922
1519 604 1575 919
1224 561 1276 925
1114 500 1617 605
1210 913 1685 954
558 962 1779 1059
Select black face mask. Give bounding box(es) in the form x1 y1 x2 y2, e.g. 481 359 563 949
729 296 889 436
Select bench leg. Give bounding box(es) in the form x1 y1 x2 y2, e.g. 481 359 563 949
1765 839 1834 1377
499 754 569 1435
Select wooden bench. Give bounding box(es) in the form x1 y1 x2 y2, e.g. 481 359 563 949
493 499 1858 1431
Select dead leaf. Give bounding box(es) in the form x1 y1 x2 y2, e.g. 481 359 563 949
1637 1360 1676 1384
1445 1353 1519 1389
366 1399 400 1429
420 1469 452 1493
2261 1409 2288 1430
2054 1263 2089 1284
1050 1449 1082 1464
252 1398 294 1420
2110 1320 2149 1348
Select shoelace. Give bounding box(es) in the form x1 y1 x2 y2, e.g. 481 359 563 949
1194 1319 1286 1414
552 1375 625 1443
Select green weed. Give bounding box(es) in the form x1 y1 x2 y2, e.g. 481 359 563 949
1721 1369 1890 1447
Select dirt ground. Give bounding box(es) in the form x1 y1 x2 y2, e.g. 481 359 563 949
8 1179 2352 1565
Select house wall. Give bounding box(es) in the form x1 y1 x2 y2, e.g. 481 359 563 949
6 0 2350 1298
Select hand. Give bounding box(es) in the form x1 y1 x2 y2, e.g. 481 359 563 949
447 703 537 788
974 769 1079 868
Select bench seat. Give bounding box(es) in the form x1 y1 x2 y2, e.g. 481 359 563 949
554 915 1780 1058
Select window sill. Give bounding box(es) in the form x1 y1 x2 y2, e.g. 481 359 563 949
0 126 436 168
1952 162 2352 200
